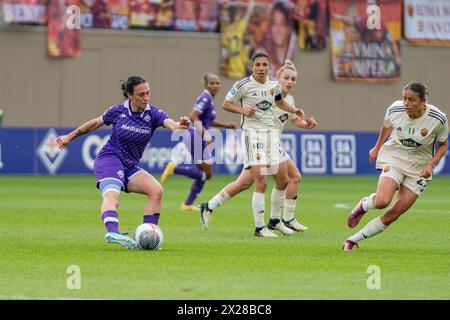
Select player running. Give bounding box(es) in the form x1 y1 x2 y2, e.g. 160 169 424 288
343 81 448 251
160 73 235 212
199 60 317 234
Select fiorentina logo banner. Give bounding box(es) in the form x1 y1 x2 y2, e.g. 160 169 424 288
404 0 450 46
329 0 402 82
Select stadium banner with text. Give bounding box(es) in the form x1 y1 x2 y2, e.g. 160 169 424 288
47 0 81 58
174 0 218 32
2 0 47 24
219 0 297 79
329 0 402 82
404 0 450 46
1 127 449 176
89 0 129 29
129 0 174 30
293 0 327 51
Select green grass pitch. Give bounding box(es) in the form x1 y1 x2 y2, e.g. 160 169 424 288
0 175 449 300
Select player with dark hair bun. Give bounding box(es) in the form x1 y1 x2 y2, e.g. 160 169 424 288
57 76 190 249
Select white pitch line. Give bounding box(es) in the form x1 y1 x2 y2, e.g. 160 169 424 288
0 294 100 300
333 203 353 209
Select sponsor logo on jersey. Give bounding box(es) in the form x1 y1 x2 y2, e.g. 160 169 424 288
120 124 150 134
117 170 124 179
400 138 422 148
120 113 127 118
396 127 401 132
420 128 428 137
256 100 272 111
279 114 289 123
251 92 257 97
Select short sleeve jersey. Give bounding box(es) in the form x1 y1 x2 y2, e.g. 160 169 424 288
100 100 169 169
194 89 216 130
272 93 297 133
225 75 283 130
377 100 449 177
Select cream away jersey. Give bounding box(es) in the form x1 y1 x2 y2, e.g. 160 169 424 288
273 93 297 132
377 100 449 177
225 75 283 130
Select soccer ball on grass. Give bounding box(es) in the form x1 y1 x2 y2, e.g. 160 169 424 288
135 223 164 250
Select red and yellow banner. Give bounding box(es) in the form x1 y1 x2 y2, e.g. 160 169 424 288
219 0 297 79
174 0 218 32
47 0 81 58
293 0 327 50
129 0 174 30
404 0 450 46
329 0 402 82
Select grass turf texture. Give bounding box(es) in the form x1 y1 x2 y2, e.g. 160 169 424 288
0 175 449 300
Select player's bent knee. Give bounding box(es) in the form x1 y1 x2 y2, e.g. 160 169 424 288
374 196 391 209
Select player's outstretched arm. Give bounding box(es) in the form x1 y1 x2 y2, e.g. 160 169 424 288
291 115 318 129
57 117 104 150
163 116 190 132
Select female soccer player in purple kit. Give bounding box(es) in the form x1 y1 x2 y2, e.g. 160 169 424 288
160 73 235 211
57 76 190 249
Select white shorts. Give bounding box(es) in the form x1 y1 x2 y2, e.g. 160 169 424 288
241 130 286 168
379 164 428 196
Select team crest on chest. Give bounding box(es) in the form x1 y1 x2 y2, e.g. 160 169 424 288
420 128 428 137
144 115 151 122
270 88 275 96
383 165 390 173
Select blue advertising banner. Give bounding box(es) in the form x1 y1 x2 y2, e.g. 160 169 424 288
1 127 449 176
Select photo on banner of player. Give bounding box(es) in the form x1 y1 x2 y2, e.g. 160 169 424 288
47 0 81 58
129 0 174 30
174 0 218 32
293 0 328 51
1 0 47 24
219 0 297 79
89 0 129 29
329 0 402 82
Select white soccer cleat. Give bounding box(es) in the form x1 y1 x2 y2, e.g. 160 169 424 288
254 226 278 238
283 218 309 232
268 219 295 235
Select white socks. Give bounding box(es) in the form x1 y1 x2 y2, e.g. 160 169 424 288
283 198 297 222
252 192 266 228
362 193 376 212
208 190 231 211
270 187 285 220
348 217 387 243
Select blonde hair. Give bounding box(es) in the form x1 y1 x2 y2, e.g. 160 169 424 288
276 59 298 78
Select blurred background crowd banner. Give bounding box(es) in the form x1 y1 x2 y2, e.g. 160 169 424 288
2 0 47 24
294 0 327 51
329 0 402 82
219 0 298 78
47 0 81 58
404 0 450 46
1 0 450 80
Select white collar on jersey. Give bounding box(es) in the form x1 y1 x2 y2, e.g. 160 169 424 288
250 75 268 84
123 99 151 117
203 89 213 99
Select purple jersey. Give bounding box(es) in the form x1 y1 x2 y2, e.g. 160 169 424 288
99 100 169 168
194 90 216 129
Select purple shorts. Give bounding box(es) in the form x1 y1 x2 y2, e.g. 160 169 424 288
183 127 212 164
93 153 141 192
